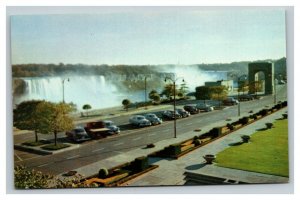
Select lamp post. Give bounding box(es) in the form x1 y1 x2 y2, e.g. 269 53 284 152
274 76 277 104
144 75 151 110
62 78 70 103
237 75 247 116
269 74 281 104
231 74 246 117
165 75 184 138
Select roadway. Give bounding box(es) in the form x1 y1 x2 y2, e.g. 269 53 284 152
13 85 287 175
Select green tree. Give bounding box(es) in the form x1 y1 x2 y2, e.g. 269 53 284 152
249 81 263 95
36 102 74 146
14 165 87 189
210 86 228 107
13 100 45 142
82 104 92 116
161 83 179 99
238 80 248 94
195 85 228 104
148 90 161 103
14 165 53 189
179 82 189 97
122 99 131 111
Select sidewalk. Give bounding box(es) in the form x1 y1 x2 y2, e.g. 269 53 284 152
58 107 288 186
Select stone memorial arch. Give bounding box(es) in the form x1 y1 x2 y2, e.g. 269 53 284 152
248 62 274 95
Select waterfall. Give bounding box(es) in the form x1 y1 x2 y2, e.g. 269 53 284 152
13 68 228 110
14 76 143 111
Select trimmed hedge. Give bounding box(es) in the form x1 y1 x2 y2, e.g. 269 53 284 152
164 144 181 156
131 156 149 172
239 117 249 125
98 168 109 179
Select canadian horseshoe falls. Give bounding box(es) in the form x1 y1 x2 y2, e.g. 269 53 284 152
13 69 228 111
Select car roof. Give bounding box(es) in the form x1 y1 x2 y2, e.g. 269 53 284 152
185 104 196 107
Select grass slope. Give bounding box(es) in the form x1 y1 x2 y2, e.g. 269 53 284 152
216 119 289 177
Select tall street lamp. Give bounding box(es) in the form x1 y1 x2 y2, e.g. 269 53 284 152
62 78 70 103
165 75 184 138
237 75 247 116
144 75 151 110
269 73 276 104
231 74 247 117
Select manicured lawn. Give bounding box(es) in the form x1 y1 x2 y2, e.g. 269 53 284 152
22 140 51 146
41 143 70 150
216 119 289 177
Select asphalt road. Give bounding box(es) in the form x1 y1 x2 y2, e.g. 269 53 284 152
14 85 287 175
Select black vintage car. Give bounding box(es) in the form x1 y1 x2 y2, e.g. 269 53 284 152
162 110 182 120
176 108 190 118
183 104 199 114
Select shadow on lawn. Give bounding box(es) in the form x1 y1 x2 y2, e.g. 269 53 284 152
256 128 268 131
228 141 244 146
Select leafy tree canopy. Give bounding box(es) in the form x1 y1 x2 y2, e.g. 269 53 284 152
161 84 179 99
82 104 92 110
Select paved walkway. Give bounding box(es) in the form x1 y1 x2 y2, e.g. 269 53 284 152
58 107 288 186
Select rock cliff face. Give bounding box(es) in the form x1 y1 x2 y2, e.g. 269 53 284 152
13 78 27 97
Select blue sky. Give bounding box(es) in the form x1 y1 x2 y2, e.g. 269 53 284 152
10 8 286 65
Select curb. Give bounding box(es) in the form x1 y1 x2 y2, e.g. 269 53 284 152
14 143 81 155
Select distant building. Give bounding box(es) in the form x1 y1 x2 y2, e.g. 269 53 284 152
205 80 234 92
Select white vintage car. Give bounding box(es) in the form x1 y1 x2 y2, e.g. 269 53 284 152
129 115 152 127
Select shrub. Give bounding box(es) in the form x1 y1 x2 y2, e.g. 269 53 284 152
239 117 249 125
193 139 201 146
226 123 234 130
193 136 199 140
209 128 221 138
282 114 288 119
98 168 109 179
265 123 274 129
241 135 251 143
131 156 149 172
260 109 268 116
165 144 181 156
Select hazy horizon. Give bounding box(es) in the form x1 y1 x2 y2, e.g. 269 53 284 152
11 8 286 65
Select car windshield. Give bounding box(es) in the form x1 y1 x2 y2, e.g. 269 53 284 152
75 128 84 133
137 116 144 120
105 122 113 126
147 114 155 117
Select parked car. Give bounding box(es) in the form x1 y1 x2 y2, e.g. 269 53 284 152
183 104 199 114
103 120 121 135
144 113 162 125
238 94 254 101
66 126 91 142
162 110 182 120
176 108 190 118
223 97 239 105
129 115 152 127
85 120 119 139
196 103 214 112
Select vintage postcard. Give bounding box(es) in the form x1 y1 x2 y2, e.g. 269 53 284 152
11 7 288 189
